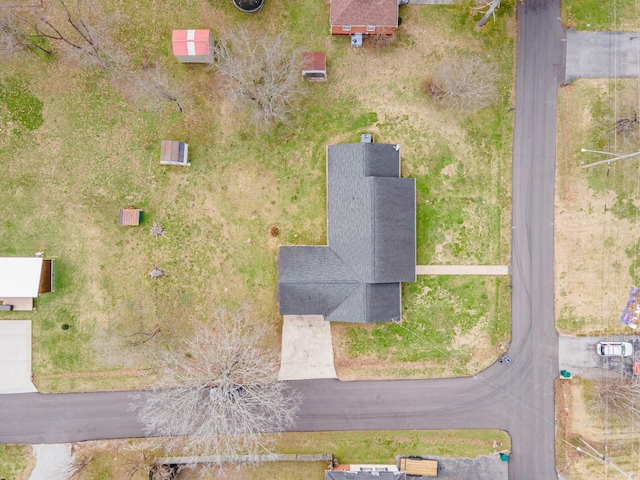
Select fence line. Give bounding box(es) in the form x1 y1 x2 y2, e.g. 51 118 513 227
152 453 333 465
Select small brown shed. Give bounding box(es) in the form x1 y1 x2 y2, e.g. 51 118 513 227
172 30 214 64
160 140 190 166
118 208 143 226
302 52 327 82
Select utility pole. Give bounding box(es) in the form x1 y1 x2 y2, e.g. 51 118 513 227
580 149 640 169
577 438 634 480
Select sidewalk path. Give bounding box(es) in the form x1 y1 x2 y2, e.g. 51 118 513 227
416 265 510 275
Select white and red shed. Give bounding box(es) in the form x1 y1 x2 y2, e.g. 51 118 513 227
172 29 214 64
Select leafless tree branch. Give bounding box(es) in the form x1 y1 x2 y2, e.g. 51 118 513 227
213 25 305 129
56 454 93 480
122 326 162 347
428 56 499 113
472 0 501 28
0 5 52 57
593 376 640 422
124 65 187 113
30 0 127 70
131 308 301 461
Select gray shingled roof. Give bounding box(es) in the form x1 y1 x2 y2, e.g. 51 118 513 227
325 471 407 480
278 143 416 323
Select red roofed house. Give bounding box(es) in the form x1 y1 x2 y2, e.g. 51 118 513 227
172 30 214 64
330 0 399 36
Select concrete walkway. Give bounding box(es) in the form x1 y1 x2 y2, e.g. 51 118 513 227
416 265 510 275
278 315 337 381
565 29 640 83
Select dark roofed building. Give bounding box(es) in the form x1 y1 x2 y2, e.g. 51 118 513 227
278 143 416 323
325 469 406 480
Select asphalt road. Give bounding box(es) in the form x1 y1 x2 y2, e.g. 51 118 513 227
0 2 567 479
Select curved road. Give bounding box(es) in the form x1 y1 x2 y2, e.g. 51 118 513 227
0 2 566 479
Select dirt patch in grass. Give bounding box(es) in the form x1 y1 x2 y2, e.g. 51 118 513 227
556 80 640 335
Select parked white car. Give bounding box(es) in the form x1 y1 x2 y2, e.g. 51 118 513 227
596 341 634 357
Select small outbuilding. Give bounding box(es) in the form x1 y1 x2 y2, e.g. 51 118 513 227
172 30 214 64
160 140 190 166
118 207 143 226
0 256 55 311
302 52 327 82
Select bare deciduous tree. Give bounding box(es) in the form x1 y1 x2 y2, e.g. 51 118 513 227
148 266 166 280
131 308 301 460
365 32 394 51
124 65 187 114
614 113 639 136
593 376 640 422
428 56 499 112
213 25 304 129
0 5 52 58
56 454 93 480
150 222 166 239
30 0 127 70
122 326 162 347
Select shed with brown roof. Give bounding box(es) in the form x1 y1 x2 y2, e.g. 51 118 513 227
118 208 142 226
302 52 327 82
330 0 399 36
160 140 190 166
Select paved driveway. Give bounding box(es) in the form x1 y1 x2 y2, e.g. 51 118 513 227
278 315 337 381
559 335 640 378
566 29 640 82
0 321 37 394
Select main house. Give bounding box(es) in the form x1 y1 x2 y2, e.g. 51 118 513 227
278 142 416 323
330 0 399 36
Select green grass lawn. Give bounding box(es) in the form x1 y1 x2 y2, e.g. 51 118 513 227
562 0 638 30
334 276 511 379
0 444 33 480
0 1 513 388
